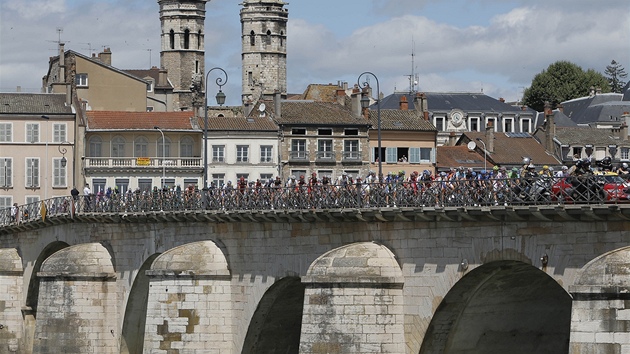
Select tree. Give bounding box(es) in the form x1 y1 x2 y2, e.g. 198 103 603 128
522 61 609 112
605 60 628 93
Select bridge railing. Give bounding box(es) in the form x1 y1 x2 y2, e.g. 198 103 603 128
1 175 628 226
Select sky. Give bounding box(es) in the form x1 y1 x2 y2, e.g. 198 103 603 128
1 0 629 107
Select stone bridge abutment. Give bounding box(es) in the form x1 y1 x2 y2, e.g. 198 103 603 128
0 210 629 353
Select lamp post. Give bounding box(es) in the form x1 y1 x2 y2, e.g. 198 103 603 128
357 72 382 180
203 67 228 189
58 141 75 188
476 138 487 172
154 126 166 187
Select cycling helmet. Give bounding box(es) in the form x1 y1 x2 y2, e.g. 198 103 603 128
523 157 531 165
624 163 629 169
493 165 499 171
423 170 430 175
543 165 549 170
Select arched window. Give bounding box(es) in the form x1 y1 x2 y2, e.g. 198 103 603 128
157 136 171 158
134 136 148 157
88 136 102 157
111 136 126 157
265 30 272 45
280 31 284 47
180 136 194 157
198 30 202 49
250 30 255 46
184 29 190 49
169 30 175 49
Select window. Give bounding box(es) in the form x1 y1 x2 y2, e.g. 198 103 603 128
184 178 199 189
157 136 171 158
435 117 444 131
0 158 12 187
89 136 102 157
344 129 358 136
522 119 531 133
621 147 630 160
112 136 126 157
180 136 194 157
237 145 249 163
573 147 583 158
248 72 253 86
265 30 272 45
260 145 273 163
291 139 306 159
184 29 190 49
26 196 40 205
169 29 175 49
250 31 255 46
26 158 39 187
134 137 148 157
115 178 130 195
470 117 479 132
53 158 66 187
344 140 359 160
75 73 88 87
212 174 225 187
138 178 152 192
260 173 273 181
292 128 306 135
386 147 398 163
147 80 154 92
280 31 284 47
236 173 249 182
0 196 10 210
291 170 307 179
487 118 496 131
317 139 333 159
147 106 154 112
26 123 39 143
318 128 332 136
503 118 513 133
212 145 225 162
197 30 202 49
0 123 12 142
409 148 434 163
53 123 66 143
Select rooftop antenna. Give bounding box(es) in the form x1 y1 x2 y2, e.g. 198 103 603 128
79 42 94 56
47 27 69 51
406 37 419 94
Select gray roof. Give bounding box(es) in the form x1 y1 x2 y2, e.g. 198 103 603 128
623 82 630 101
0 93 74 114
561 93 627 124
550 110 578 127
554 127 630 147
377 92 527 115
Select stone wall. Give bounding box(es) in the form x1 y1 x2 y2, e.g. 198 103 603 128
0 248 23 353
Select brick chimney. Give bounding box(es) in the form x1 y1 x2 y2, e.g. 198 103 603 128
499 97 505 103
98 48 112 66
351 86 362 118
399 95 408 111
158 69 168 87
336 88 346 106
414 92 429 121
485 121 494 153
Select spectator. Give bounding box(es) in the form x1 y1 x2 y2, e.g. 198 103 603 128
71 186 79 200
83 183 92 211
11 203 18 222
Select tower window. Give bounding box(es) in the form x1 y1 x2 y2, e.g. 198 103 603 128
198 30 202 49
250 31 255 46
169 30 175 49
280 31 284 47
248 72 253 86
265 30 271 45
184 29 190 49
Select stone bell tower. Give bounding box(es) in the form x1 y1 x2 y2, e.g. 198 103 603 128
158 0 207 111
240 0 288 108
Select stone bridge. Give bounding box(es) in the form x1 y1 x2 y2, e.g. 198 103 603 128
1 204 630 353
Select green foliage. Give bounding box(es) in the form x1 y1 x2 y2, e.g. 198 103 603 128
605 60 628 93
522 61 609 112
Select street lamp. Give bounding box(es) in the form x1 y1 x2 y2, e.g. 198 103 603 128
154 126 166 187
58 141 75 187
357 72 382 180
203 67 228 189
476 138 487 172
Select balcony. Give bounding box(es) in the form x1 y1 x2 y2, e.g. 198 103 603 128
289 151 309 163
315 151 336 163
84 157 203 174
342 151 362 164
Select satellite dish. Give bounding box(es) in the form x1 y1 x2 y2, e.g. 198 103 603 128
467 141 477 150
259 103 266 112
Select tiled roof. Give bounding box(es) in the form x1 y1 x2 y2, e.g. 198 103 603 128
555 127 630 147
124 68 173 89
437 145 491 170
368 109 436 131
275 101 369 126
198 116 278 131
86 111 198 131
460 131 560 166
0 93 73 114
300 84 342 102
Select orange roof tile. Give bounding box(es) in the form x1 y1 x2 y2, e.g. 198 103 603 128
86 111 198 131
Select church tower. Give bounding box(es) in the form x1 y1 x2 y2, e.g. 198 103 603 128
158 0 207 111
240 0 288 107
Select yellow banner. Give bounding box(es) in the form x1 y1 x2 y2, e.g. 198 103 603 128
137 157 151 166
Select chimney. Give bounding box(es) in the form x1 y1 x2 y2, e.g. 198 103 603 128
158 69 168 87
399 95 408 111
589 86 596 97
351 86 362 118
274 91 282 119
499 97 505 103
557 103 564 113
485 121 494 153
448 132 457 146
59 43 66 82
544 101 555 151
98 48 112 66
596 86 602 95
336 88 346 106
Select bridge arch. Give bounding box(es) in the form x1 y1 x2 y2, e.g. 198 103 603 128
241 276 305 354
142 240 233 352
419 260 571 354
